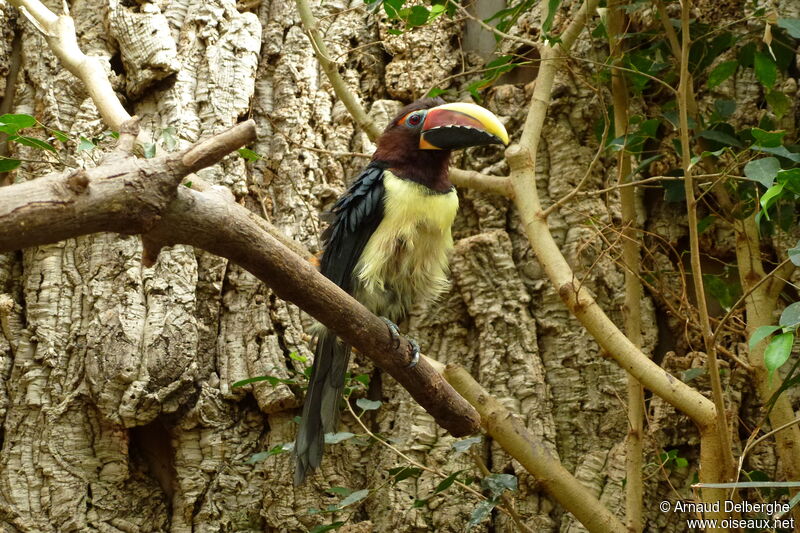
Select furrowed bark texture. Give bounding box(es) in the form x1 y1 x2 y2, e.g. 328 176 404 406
0 0 794 532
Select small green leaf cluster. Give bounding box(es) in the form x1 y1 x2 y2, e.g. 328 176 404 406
365 0 449 34
466 473 518 530
659 449 689 471
0 113 69 171
749 292 800 378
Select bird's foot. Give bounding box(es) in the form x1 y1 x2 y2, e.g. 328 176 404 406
381 317 420 368
382 317 402 350
406 338 420 368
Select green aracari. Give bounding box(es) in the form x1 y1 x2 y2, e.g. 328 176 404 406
295 97 509 485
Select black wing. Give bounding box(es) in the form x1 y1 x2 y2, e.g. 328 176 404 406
319 162 387 293
294 162 387 485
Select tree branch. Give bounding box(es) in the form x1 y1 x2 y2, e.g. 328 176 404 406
607 4 645 530
506 0 717 428
445 365 626 533
449 167 512 198
9 0 130 130
0 122 481 438
676 0 735 480
294 0 381 141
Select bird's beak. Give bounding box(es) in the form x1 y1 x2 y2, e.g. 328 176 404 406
419 102 509 150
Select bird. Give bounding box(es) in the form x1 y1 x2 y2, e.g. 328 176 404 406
294 97 509 485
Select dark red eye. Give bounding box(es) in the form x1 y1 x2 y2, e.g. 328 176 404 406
406 113 422 127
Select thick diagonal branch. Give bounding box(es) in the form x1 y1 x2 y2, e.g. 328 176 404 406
0 121 480 438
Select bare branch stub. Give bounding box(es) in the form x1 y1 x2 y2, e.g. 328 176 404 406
115 116 141 154
0 120 257 253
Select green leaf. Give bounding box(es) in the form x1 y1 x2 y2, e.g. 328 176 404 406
710 99 736 122
662 179 685 203
466 80 484 102
325 432 356 444
777 18 800 39
764 332 794 375
308 522 345 533
289 351 307 362
338 488 369 508
702 274 741 311
766 90 791 119
50 129 69 143
690 148 727 167
743 157 780 188
238 147 262 161
143 142 157 159
161 126 177 151
482 473 517 497
0 159 21 172
405 5 429 26
466 499 496 530
356 398 381 411
10 135 56 153
429 3 446 16
779 302 800 329
681 367 707 382
542 0 561 34
326 486 353 496
452 436 482 453
752 144 800 163
412 498 428 508
434 470 463 494
759 183 784 218
707 61 738 89
675 457 689 468
247 451 270 463
77 137 96 152
697 129 743 148
352 373 370 386
754 50 777 88
697 215 716 234
388 466 422 482
751 128 785 148
231 375 294 387
247 442 293 463
788 240 800 267
426 87 448 98
777 168 800 194
0 113 36 135
750 325 782 350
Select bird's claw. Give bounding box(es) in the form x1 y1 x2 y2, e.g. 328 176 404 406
406 338 420 368
381 317 420 368
382 317 402 350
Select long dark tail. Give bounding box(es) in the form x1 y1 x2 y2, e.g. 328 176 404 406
294 328 351 485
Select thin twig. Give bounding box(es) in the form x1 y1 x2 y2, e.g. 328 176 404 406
467 448 535 533
712 257 793 344
677 0 735 479
295 0 381 141
342 401 521 523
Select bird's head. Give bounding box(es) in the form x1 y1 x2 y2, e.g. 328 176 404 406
373 98 509 192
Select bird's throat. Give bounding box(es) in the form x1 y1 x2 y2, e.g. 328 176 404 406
373 147 452 193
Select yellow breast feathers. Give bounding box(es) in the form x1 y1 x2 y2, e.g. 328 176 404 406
354 171 459 319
